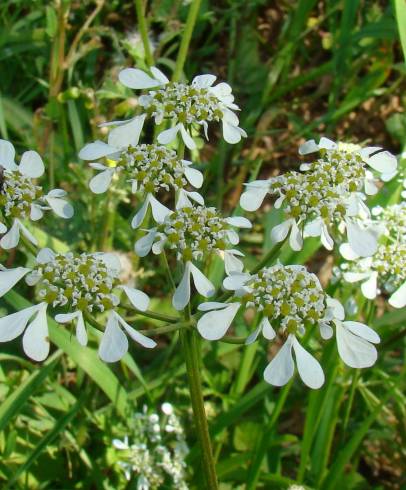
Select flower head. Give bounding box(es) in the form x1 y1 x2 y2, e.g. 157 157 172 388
0 139 73 249
197 264 380 388
116 67 246 149
0 248 156 362
240 137 397 257
135 205 251 310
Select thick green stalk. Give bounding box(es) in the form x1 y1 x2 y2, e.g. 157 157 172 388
134 0 154 67
180 327 219 489
172 0 202 82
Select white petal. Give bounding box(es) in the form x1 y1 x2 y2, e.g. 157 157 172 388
121 285 150 312
98 312 128 363
318 137 337 150
197 302 228 312
79 141 117 160
19 151 45 178
0 139 16 169
263 336 295 386
326 297 345 321
197 302 241 340
180 124 196 150
245 325 262 345
346 221 377 257
189 262 215 297
113 439 129 450
222 121 244 144
343 271 371 283
289 220 303 251
36 247 56 264
292 338 324 389
157 125 181 145
89 169 116 194
261 317 276 340
184 167 203 188
134 229 157 257
132 195 151 229
339 243 360 260
97 253 121 276
172 263 191 311
0 305 38 341
298 139 319 155
115 312 156 349
22 303 50 362
223 272 251 290
45 196 74 218
303 218 322 237
319 322 333 340
192 74 216 88
108 115 146 148
336 321 377 368
149 194 171 223
224 251 244 274
224 216 252 228
17 221 37 247
118 68 161 89
239 186 269 211
226 229 240 245
210 82 232 98
364 177 378 195
0 267 31 297
150 66 169 84
361 272 378 300
271 219 293 244
30 204 44 221
0 222 7 233
320 223 334 250
388 281 406 308
0 220 20 249
343 321 380 344
361 149 397 173
55 311 80 323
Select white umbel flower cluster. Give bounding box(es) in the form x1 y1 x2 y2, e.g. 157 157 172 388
79 127 204 224
0 139 73 249
240 137 397 257
135 205 251 310
0 248 156 362
198 264 380 388
117 67 247 149
341 202 406 307
113 403 189 489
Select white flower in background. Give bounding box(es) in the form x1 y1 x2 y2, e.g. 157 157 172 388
0 139 73 249
341 241 406 308
197 264 380 388
113 403 189 489
134 205 251 310
116 66 246 149
0 248 156 362
371 202 406 242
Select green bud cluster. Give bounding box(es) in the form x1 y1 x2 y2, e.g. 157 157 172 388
0 169 42 219
29 253 119 312
140 82 224 126
118 144 188 194
242 265 326 333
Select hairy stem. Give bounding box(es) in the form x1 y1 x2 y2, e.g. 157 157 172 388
180 327 219 489
134 0 154 67
172 0 202 82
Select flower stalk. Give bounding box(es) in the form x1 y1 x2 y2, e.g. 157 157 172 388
180 326 219 489
134 0 154 67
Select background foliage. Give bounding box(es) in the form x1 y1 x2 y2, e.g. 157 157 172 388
0 0 405 488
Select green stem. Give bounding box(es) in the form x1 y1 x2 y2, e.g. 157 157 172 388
126 308 180 324
134 0 154 67
172 0 202 82
180 328 219 489
341 369 360 441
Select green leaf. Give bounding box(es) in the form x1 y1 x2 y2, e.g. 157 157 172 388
395 0 406 64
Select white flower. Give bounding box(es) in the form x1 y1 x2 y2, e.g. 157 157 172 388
0 139 73 250
197 264 379 388
117 66 246 149
134 206 251 310
0 248 156 362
